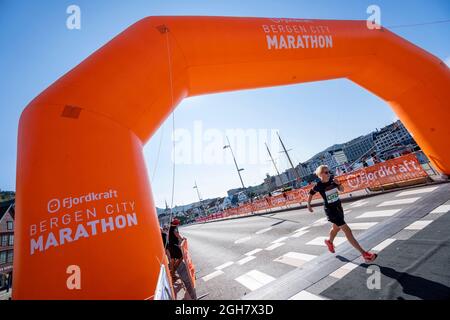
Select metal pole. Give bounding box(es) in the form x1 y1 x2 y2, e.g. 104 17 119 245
277 132 301 180
225 136 246 189
265 142 281 176
193 181 206 216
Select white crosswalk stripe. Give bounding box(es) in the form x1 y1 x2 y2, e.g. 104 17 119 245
202 270 224 282
289 290 326 300
396 186 438 197
306 236 346 246
237 256 256 265
405 220 433 230
265 242 285 251
235 270 275 291
377 197 420 207
245 248 263 256
234 236 252 244
272 236 289 244
431 204 450 213
294 226 310 233
330 262 359 279
255 227 272 234
312 218 328 226
274 252 317 267
371 238 396 252
215 261 234 270
347 222 378 230
356 209 401 219
291 230 309 238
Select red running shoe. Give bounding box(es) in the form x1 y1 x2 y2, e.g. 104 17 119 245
362 251 378 262
324 239 335 253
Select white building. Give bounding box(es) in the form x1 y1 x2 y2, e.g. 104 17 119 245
374 120 413 154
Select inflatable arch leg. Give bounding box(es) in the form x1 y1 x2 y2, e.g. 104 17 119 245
14 16 450 299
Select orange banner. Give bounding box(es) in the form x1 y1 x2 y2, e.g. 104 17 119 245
196 154 428 223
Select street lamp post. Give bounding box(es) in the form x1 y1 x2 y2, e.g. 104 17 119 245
223 136 246 189
193 181 206 216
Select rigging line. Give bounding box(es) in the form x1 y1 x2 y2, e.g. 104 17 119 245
167 32 176 211
151 123 165 182
386 19 450 29
159 26 176 252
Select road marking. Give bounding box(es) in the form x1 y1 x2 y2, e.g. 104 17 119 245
330 262 359 279
350 200 369 208
344 209 352 214
431 204 450 213
265 242 285 251
312 218 328 226
245 248 263 256
255 227 272 234
396 186 439 197
371 238 396 252
235 270 276 291
306 236 346 246
274 252 317 267
272 236 289 243
237 256 256 265
294 226 310 232
347 222 378 230
215 261 234 270
291 230 309 238
234 236 252 244
377 197 420 207
356 209 401 219
405 220 433 230
202 270 224 282
289 290 326 300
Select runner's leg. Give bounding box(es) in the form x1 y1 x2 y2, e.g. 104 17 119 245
329 223 340 243
339 224 365 254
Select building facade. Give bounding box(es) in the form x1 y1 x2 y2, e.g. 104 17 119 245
374 120 414 155
343 133 375 163
0 199 14 290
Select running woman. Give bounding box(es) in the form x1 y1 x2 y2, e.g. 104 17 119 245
307 165 377 262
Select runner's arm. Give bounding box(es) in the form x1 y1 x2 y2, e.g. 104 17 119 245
333 177 344 192
307 193 314 212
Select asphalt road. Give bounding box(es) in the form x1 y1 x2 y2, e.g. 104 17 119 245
180 183 450 300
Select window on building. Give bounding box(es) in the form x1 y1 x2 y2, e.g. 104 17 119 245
1 235 8 247
7 221 13 231
7 250 13 263
0 251 6 264
8 235 14 246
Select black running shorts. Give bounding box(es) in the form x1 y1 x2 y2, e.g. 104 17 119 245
324 203 346 227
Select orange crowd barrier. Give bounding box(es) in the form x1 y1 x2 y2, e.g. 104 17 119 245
180 240 196 289
198 153 429 222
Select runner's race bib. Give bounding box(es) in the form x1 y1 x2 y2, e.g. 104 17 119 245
325 188 339 203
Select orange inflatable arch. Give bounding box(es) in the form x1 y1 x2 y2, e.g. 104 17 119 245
14 16 450 299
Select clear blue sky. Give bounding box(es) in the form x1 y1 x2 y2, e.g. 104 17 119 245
1 0 449 208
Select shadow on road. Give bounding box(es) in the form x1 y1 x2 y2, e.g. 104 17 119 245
362 264 450 300
334 255 450 300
